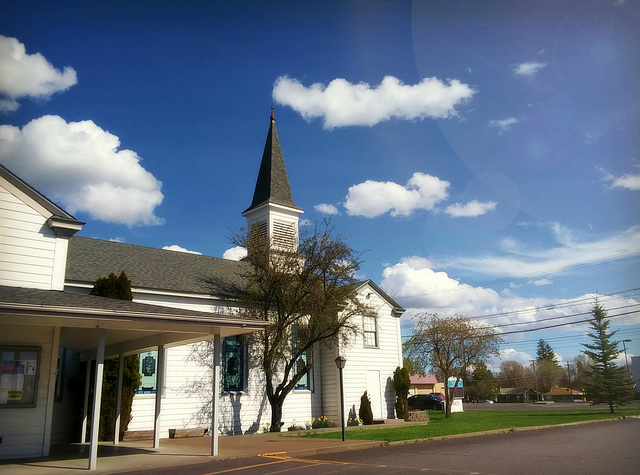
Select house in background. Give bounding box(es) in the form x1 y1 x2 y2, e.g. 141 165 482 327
498 387 538 403
542 387 584 402
409 374 444 395
0 112 405 465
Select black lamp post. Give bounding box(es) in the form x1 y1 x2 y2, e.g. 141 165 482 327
335 355 347 441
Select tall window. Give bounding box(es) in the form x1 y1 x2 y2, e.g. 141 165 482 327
292 328 311 390
363 315 378 348
223 336 244 391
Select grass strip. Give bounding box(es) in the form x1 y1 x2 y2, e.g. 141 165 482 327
302 408 640 442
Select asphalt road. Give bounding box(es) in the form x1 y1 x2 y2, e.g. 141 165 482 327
122 417 640 475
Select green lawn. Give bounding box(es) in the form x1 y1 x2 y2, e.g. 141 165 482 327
302 409 640 442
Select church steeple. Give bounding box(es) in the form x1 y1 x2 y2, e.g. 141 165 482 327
242 110 303 250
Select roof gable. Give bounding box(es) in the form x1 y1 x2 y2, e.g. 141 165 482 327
0 163 84 235
355 279 405 317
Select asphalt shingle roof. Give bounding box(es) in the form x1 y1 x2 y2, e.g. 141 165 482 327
66 236 249 295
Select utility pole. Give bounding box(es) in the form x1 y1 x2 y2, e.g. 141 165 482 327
531 360 540 401
566 361 573 402
622 340 631 378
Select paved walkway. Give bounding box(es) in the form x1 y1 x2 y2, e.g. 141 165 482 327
0 422 408 474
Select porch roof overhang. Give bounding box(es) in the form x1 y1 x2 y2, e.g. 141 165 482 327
0 286 268 360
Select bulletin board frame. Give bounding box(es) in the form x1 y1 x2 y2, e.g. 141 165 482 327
0 346 41 408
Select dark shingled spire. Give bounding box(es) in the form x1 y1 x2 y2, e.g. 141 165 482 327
243 109 302 214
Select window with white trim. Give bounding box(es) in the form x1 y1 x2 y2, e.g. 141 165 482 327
363 315 378 348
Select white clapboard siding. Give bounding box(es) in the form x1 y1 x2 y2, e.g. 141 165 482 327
322 285 402 423
124 283 401 438
0 326 56 460
0 184 57 289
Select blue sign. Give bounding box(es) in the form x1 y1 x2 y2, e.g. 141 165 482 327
448 377 463 388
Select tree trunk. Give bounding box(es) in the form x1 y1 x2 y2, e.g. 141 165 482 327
269 394 284 431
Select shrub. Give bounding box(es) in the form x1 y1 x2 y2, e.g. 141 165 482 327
359 391 374 425
393 366 411 421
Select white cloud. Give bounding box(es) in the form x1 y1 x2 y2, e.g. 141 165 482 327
272 75 475 128
599 166 640 191
529 278 553 286
445 199 497 218
0 115 164 226
344 172 450 217
162 245 202 255
583 132 602 144
0 35 77 112
314 203 340 215
223 246 247 261
488 117 519 134
380 256 501 315
438 224 640 278
513 61 547 77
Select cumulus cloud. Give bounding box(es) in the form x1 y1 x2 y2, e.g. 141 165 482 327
272 75 475 128
314 203 340 215
513 61 547 77
344 172 450 217
0 115 164 226
0 35 77 112
380 256 501 315
599 166 640 191
488 117 519 134
162 245 202 255
445 199 497 218
223 246 247 261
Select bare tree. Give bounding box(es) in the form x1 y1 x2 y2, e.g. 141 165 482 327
215 221 373 430
497 360 531 388
404 313 501 418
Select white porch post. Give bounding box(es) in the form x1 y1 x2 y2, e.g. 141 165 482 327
42 326 60 456
211 334 221 456
80 359 91 443
113 352 124 445
153 344 165 448
89 329 106 470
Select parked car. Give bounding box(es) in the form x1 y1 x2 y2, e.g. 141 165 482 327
478 399 494 404
408 393 444 411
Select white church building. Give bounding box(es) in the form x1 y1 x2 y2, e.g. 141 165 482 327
0 112 404 468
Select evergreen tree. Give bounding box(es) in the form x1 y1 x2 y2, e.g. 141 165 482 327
90 271 141 440
582 300 634 413
359 391 374 425
536 339 558 363
393 366 411 421
465 362 499 401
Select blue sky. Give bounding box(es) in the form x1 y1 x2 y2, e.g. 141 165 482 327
1 0 639 372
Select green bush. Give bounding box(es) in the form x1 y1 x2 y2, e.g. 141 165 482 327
393 366 411 421
359 391 374 425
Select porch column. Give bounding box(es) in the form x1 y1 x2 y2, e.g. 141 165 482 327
113 352 124 445
153 344 165 448
80 359 91 442
89 329 106 470
211 334 221 456
42 326 60 456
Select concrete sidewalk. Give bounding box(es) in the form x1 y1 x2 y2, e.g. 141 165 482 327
0 424 400 474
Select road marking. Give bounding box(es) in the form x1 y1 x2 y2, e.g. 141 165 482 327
200 459 288 474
